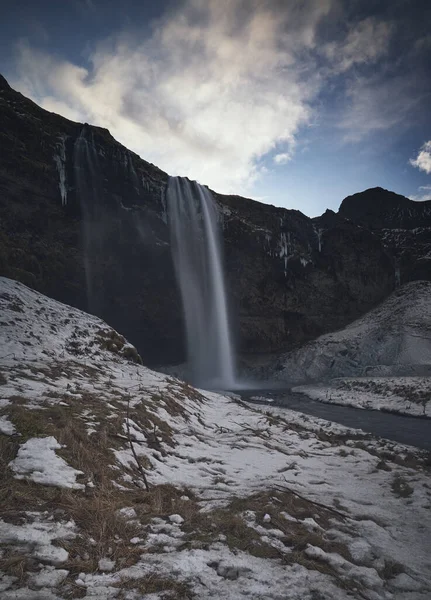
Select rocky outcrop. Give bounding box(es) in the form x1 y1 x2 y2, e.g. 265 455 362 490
268 281 431 383
339 187 431 284
0 76 178 363
0 76 413 365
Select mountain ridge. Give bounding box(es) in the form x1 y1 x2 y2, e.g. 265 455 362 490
1 73 429 365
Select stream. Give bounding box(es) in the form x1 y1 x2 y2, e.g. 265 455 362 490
239 389 431 451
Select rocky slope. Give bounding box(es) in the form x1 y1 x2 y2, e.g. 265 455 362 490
270 281 431 385
0 74 401 366
1 276 431 599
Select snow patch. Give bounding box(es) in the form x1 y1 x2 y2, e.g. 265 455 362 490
0 514 75 565
0 415 15 435
9 436 85 489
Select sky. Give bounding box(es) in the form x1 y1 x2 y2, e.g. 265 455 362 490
1 0 431 217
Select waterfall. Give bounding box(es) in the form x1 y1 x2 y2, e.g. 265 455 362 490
167 176 236 389
73 128 105 315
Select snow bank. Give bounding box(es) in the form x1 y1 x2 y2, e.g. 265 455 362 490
9 436 85 489
272 281 431 383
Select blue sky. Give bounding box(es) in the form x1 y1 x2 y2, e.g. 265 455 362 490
1 0 431 216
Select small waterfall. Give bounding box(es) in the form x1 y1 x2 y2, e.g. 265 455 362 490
167 177 236 389
73 128 105 315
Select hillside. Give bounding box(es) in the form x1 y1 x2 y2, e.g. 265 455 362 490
269 281 431 416
0 74 399 364
272 281 431 383
1 276 431 599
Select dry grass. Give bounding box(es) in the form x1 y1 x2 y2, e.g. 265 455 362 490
59 483 197 574
0 551 39 585
1 398 195 576
114 573 193 599
58 487 144 574
352 440 429 471
391 474 414 498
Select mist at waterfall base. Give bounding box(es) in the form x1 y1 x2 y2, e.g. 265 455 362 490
167 176 242 391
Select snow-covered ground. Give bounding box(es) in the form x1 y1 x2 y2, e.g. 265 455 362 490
1 277 431 599
272 281 431 383
294 377 431 417
267 281 431 416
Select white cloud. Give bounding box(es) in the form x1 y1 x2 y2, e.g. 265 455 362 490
339 73 424 142
12 0 334 194
409 141 431 175
273 152 291 165
325 17 392 73
327 16 430 143
410 185 431 202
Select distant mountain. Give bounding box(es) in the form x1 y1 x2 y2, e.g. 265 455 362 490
270 281 431 383
339 187 431 229
1 74 429 365
338 187 431 283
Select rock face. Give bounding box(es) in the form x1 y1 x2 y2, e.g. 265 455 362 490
339 188 431 284
0 75 424 366
269 281 431 383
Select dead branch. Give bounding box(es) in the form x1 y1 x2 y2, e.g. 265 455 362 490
126 395 150 492
275 480 350 521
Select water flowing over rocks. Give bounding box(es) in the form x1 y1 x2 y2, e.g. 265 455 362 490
167 177 236 387
0 74 429 367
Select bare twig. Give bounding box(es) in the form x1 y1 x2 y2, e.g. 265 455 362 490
275 479 350 521
126 395 150 492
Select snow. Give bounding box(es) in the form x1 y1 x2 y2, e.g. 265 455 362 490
98 558 116 572
125 546 352 599
294 376 431 417
0 415 15 435
273 281 431 384
168 514 184 524
305 545 384 589
270 281 431 416
30 567 69 588
9 436 85 489
117 507 138 521
1 276 431 599
0 513 76 566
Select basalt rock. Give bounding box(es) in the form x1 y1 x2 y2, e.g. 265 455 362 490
339 187 431 284
0 75 418 366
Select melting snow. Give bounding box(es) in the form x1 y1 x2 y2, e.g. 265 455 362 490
9 436 85 489
1 276 431 599
0 415 15 435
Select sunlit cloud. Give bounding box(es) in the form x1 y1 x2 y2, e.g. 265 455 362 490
13 0 336 194
273 152 292 165
10 0 427 197
410 141 431 175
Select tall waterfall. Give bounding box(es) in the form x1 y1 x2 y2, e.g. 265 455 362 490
167 177 236 389
73 128 105 316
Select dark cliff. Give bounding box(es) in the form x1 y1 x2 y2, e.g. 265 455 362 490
339 187 431 283
0 76 411 366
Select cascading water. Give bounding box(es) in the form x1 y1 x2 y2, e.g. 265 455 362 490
73 128 106 315
167 176 236 389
